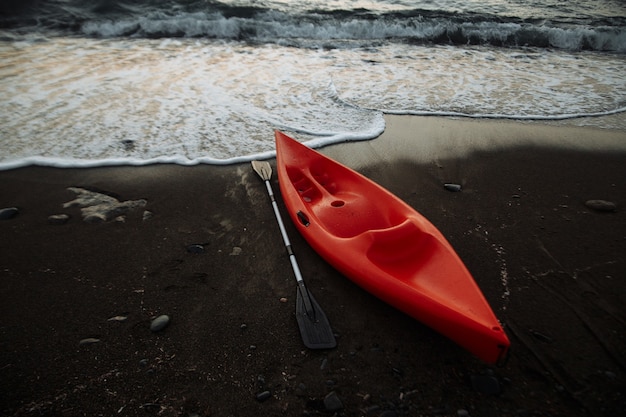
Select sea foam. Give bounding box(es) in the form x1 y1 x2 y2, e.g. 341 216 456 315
0 37 624 170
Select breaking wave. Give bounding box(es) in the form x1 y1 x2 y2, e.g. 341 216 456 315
2 2 625 52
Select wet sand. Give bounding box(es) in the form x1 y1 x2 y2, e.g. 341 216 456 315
1 116 625 416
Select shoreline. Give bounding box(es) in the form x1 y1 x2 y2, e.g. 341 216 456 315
1 116 625 417
322 115 626 169
2 114 626 172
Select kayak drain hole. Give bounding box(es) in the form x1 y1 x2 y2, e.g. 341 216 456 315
492 326 502 332
331 200 345 207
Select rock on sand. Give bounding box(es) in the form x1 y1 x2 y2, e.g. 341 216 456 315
63 187 147 223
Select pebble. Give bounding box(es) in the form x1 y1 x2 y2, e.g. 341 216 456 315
458 409 470 417
107 315 128 322
186 244 205 254
324 391 343 411
142 210 153 221
585 199 617 212
295 383 307 397
47 214 70 225
150 315 170 332
364 405 379 415
140 403 159 410
470 374 501 395
79 337 101 346
121 139 135 151
0 207 19 220
256 390 271 402
444 183 462 192
230 246 242 255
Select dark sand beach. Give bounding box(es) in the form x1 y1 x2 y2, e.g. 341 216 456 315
1 116 625 416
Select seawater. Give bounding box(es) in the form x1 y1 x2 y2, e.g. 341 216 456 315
1 38 385 168
1 0 625 169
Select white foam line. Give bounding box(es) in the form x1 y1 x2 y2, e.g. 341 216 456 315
382 106 626 121
0 124 385 171
0 154 272 170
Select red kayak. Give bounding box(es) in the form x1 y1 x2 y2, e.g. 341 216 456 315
275 130 510 364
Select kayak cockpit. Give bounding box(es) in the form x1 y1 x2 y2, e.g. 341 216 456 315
365 219 435 268
286 165 408 238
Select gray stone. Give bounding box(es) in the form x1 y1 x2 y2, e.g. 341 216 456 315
142 210 153 221
186 244 205 254
121 139 135 151
256 391 271 402
585 199 617 212
0 207 19 220
79 337 101 346
63 187 147 222
150 315 170 332
364 405 380 415
324 391 343 411
444 183 462 192
47 214 70 225
470 374 501 395
295 383 307 397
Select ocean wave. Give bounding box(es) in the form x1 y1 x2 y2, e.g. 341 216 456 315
79 11 626 52
2 3 625 52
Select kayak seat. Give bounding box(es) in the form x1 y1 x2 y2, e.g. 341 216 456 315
365 219 436 277
311 189 400 238
288 166 405 238
367 220 491 318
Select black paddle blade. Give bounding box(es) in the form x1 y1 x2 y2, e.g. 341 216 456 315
296 287 337 349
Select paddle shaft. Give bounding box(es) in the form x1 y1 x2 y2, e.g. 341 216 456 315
262 179 316 318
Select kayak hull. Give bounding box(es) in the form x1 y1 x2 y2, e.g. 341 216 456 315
275 131 510 364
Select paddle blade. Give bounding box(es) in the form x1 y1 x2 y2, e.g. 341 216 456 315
251 160 272 181
296 287 337 349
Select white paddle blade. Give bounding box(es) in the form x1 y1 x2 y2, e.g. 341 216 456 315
251 160 272 181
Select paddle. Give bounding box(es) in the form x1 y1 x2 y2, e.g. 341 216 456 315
251 160 337 349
